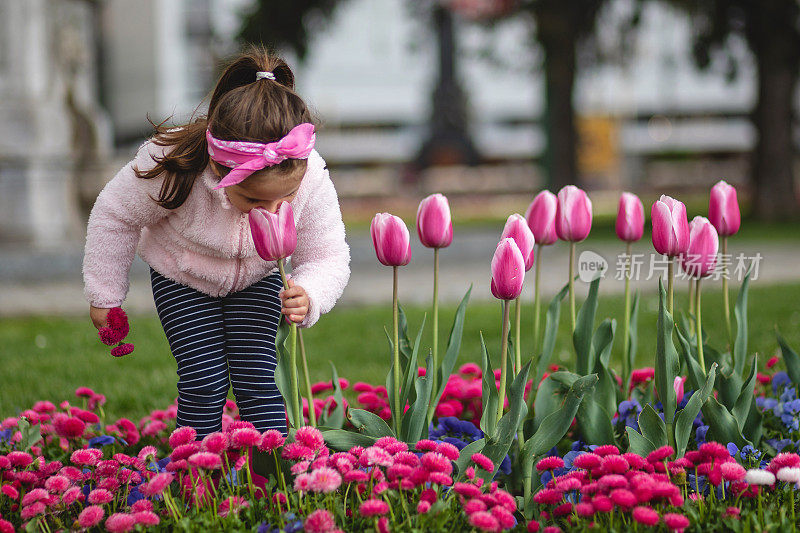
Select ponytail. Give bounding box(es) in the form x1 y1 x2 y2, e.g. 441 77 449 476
135 45 312 209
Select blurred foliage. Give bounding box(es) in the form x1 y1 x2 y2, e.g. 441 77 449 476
237 0 345 59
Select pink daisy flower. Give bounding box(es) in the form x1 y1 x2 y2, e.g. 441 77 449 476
7 451 34 468
533 488 563 505
471 453 494 472
632 506 660 526
594 444 621 456
436 442 460 461
309 467 342 493
664 513 689 530
360 498 389 517
201 432 228 454
295 426 325 451
88 488 114 505
230 428 263 449
463 498 488 515
21 502 46 519
343 470 369 483
468 511 499 532
647 446 675 463
170 442 200 462
141 472 173 497
132 511 160 526
78 505 105 528
573 452 602 470
131 499 153 513
188 452 222 470
62 486 84 505
421 452 452 474
218 496 250 518
536 456 565 471
168 426 197 449
610 488 637 508
720 462 746 482
294 473 313 492
305 509 336 533
1 485 19 500
105 513 136 533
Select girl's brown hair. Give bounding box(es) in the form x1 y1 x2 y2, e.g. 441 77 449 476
135 45 313 209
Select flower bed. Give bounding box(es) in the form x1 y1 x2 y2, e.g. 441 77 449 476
4 183 800 531
2 363 800 532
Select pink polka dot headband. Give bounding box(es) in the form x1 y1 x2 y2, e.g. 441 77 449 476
206 122 316 189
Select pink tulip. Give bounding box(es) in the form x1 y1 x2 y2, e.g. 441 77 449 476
371 213 411 267
679 216 719 278
416 194 453 248
501 214 535 271
248 202 296 261
525 191 558 245
651 195 690 257
555 185 592 243
490 238 525 300
673 376 686 405
615 192 644 242
708 180 741 237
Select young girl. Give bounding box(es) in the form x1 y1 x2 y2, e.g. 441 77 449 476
83 47 350 438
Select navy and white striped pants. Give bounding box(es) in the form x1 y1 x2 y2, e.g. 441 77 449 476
150 268 288 438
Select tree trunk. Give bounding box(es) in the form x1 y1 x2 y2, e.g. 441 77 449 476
750 23 799 220
537 8 579 191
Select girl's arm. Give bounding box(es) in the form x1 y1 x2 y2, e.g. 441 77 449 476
289 166 351 328
83 141 170 309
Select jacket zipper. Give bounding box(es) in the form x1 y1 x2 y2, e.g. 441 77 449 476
230 214 245 293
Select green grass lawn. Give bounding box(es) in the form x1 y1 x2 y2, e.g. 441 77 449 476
2 282 799 422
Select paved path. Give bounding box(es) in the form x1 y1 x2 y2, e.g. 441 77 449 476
0 229 797 316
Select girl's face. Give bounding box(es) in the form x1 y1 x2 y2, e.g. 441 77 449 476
211 161 305 213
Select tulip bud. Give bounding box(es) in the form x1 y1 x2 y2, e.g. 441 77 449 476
371 213 412 267
708 180 741 237
555 185 592 243
673 376 686 405
416 194 453 248
651 195 690 257
248 202 297 261
490 238 525 300
615 192 644 242
525 191 558 245
501 214 535 271
679 216 719 278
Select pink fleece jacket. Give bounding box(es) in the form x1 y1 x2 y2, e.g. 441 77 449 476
83 139 350 328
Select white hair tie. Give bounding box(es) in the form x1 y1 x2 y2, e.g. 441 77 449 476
256 71 276 81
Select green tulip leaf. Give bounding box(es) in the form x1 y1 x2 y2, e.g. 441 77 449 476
574 277 600 375
675 363 717 457
733 267 752 376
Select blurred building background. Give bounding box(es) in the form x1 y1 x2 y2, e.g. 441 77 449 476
0 0 797 248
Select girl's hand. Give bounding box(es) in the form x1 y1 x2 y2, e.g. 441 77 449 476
280 279 309 324
90 305 111 329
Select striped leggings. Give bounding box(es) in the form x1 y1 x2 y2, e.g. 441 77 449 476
150 268 287 438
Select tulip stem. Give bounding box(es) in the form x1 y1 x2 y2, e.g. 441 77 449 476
393 266 401 436
695 278 705 373
297 331 317 427
532 245 542 356
721 237 733 353
622 242 632 391
667 258 674 315
432 248 440 401
497 300 511 423
278 259 301 427
568 242 576 333
514 297 522 375
688 278 695 317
